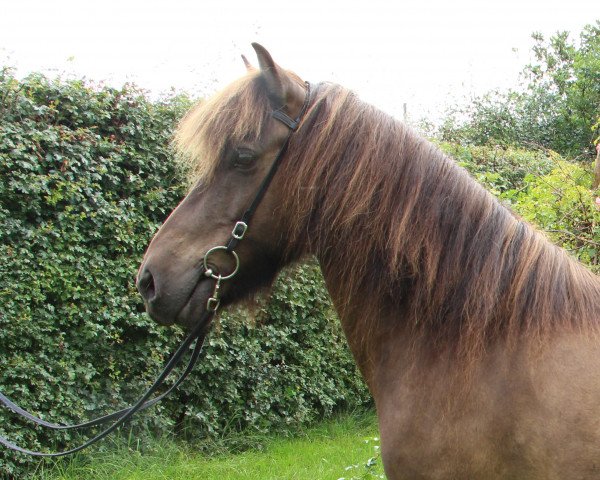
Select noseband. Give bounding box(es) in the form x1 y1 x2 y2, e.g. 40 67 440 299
0 82 312 457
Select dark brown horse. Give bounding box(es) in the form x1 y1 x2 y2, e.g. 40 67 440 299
137 44 600 479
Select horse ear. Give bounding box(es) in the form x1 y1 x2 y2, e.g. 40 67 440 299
241 54 255 72
251 42 285 103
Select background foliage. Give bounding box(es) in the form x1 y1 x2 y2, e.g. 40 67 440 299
444 142 600 272
504 161 599 271
0 69 370 478
435 20 600 272
437 143 555 195
439 21 600 159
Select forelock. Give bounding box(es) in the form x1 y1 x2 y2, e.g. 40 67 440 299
173 72 273 183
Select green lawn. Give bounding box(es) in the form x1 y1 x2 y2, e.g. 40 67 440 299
35 412 385 480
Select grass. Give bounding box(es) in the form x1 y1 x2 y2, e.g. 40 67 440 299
32 411 385 480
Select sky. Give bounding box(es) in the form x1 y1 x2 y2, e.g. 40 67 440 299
0 0 598 121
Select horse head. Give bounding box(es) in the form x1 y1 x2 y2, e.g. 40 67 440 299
136 44 308 330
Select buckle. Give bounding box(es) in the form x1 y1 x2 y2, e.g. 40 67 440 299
232 221 248 240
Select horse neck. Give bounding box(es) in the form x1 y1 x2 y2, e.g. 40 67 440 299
314 190 600 390
282 86 600 375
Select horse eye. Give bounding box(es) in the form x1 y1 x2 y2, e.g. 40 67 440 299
232 148 257 170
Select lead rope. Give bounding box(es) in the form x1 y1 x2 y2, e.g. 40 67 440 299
0 326 206 431
0 81 312 457
0 313 212 457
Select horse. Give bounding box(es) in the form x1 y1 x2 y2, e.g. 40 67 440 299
136 43 600 479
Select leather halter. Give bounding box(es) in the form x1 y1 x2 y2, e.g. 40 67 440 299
0 81 312 457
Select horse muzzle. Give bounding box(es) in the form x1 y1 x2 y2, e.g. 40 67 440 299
136 262 215 330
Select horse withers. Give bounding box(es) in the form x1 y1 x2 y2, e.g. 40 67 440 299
137 44 600 479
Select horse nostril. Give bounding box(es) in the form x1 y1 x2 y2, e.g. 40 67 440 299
137 267 157 303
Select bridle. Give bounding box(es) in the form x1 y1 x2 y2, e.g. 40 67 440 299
0 81 312 457
203 81 312 311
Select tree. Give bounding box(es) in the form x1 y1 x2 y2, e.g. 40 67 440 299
524 22 600 156
594 143 600 189
440 21 600 159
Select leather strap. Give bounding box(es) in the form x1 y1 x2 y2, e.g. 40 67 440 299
0 311 212 456
226 82 311 253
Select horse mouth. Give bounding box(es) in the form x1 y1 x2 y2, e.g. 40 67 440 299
174 278 216 331
143 274 216 332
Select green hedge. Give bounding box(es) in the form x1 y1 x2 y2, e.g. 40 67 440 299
0 70 370 478
437 142 555 195
503 161 600 272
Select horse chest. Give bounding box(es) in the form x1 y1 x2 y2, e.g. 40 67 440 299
373 335 600 480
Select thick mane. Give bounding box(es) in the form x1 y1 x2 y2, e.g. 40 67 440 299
280 83 600 359
175 76 600 361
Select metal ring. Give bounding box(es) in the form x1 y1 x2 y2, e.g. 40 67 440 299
202 246 240 281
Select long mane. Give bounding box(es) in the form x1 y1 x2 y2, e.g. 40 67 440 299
176 76 600 361
283 83 600 360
